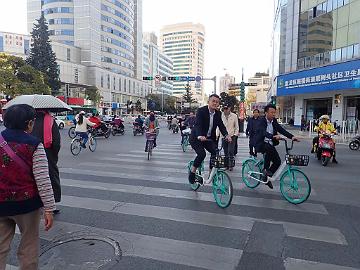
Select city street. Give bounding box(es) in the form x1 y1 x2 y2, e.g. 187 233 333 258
5 122 360 270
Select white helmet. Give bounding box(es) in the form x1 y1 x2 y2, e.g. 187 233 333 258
320 115 330 120
79 111 86 115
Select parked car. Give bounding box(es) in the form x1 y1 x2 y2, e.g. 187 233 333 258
55 117 65 129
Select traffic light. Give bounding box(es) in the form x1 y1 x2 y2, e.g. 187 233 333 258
270 96 277 106
143 76 153 80
240 89 245 102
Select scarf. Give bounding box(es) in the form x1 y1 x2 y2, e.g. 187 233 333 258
38 111 53 148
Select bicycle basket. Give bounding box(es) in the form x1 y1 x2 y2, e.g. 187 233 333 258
145 132 156 140
285 154 309 166
210 155 235 168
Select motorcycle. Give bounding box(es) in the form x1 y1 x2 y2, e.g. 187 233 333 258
349 135 360 151
133 122 145 136
316 133 335 166
172 124 179 133
111 120 125 136
90 124 111 139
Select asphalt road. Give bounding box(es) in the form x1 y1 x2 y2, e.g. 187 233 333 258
5 121 360 270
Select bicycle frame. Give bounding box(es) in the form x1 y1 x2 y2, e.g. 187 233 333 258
246 139 295 184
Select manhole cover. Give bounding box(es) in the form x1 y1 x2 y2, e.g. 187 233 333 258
39 233 121 270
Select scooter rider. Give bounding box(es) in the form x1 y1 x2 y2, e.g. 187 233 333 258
312 115 338 163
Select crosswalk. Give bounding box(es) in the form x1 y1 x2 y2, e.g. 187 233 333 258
6 140 360 270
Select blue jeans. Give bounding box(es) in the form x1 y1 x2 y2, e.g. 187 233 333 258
76 132 88 145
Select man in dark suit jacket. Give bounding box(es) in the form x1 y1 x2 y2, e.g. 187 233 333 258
255 104 299 189
189 94 231 184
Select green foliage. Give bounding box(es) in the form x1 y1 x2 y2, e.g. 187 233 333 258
0 53 50 96
182 85 196 103
85 86 102 105
26 14 61 95
146 94 177 113
220 91 240 112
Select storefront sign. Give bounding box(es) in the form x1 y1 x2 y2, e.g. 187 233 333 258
277 59 360 96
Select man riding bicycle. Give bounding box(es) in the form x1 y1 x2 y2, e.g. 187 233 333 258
255 104 299 189
188 94 231 184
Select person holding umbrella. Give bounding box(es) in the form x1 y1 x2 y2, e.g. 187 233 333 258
2 94 73 214
31 109 61 213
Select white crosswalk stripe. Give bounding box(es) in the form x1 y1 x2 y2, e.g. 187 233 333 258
7 141 356 269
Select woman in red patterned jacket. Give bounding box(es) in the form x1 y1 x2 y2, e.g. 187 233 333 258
0 104 55 270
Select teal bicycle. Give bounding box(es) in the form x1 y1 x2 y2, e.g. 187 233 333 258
241 138 311 204
188 141 234 208
181 128 191 152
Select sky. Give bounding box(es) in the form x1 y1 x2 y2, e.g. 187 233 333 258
0 0 275 91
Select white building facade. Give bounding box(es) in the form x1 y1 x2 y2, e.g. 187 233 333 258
142 32 173 96
219 73 235 93
27 0 148 114
160 22 205 102
0 32 31 59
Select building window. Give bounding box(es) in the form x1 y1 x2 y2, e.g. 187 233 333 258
66 48 70 61
101 75 104 88
335 48 342 61
124 79 127 92
113 77 116 90
119 78 121 91
354 44 360 58
107 74 110 89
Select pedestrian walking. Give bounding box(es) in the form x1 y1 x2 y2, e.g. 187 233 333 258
246 109 261 157
0 104 55 270
31 109 61 213
218 105 239 171
301 115 306 131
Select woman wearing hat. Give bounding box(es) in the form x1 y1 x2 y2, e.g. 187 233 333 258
311 115 338 163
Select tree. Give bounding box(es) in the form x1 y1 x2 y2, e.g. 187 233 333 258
164 96 177 114
182 85 196 104
85 86 102 106
26 14 61 95
220 91 239 112
135 99 142 113
0 53 50 96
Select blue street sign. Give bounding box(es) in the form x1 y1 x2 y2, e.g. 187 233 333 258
195 76 202 82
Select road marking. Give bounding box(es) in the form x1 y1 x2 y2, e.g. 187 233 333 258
284 258 360 270
59 195 346 245
59 167 317 196
12 221 243 270
61 178 327 214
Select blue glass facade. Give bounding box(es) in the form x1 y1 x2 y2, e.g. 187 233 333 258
44 7 73 14
43 0 72 3
24 39 30 55
0 36 3 52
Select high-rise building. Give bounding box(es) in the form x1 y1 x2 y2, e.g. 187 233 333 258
160 22 205 102
271 0 360 125
142 32 173 95
26 0 148 114
246 72 270 113
220 73 235 93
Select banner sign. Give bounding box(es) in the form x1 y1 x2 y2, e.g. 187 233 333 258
277 59 360 96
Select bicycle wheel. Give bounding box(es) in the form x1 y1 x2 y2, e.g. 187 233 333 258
147 141 153 160
212 171 233 208
188 160 201 191
68 127 76 139
89 136 97 152
241 159 261 188
182 136 189 152
280 168 311 204
349 141 359 150
70 138 82 156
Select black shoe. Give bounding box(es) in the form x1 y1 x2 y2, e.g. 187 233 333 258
53 209 60 215
260 172 268 183
266 180 274 189
332 158 338 164
188 172 196 184
81 143 86 149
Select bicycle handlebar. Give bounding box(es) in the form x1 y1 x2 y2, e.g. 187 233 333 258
278 138 295 153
